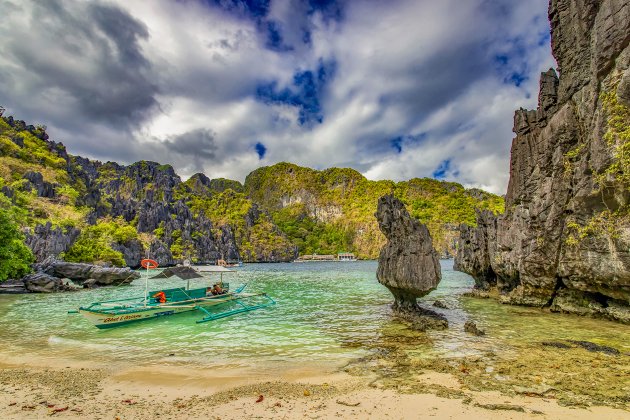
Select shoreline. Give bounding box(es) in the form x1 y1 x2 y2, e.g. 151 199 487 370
0 352 628 419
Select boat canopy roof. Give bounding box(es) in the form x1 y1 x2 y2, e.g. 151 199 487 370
151 266 203 280
150 265 234 280
193 265 235 273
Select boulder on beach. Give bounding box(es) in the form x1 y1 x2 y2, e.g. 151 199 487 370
22 272 75 293
0 258 142 294
34 257 140 286
375 194 447 329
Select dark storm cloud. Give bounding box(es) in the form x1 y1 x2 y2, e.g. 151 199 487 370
163 128 218 160
0 0 157 127
159 128 219 173
0 0 554 192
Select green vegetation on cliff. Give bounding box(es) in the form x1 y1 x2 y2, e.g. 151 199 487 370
177 180 295 262
566 82 630 246
0 117 88 229
245 163 504 258
62 217 137 267
1 111 503 268
0 194 34 280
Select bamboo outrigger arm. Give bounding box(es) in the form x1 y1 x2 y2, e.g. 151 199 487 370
196 293 276 323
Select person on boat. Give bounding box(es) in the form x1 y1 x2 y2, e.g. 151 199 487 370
211 284 225 295
152 291 166 303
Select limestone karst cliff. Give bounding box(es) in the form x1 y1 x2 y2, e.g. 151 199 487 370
0 115 297 269
376 194 447 329
0 109 502 276
455 0 630 323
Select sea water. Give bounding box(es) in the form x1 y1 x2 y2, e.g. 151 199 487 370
0 261 627 374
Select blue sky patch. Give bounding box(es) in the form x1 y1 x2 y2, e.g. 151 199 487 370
265 20 293 51
432 159 451 179
493 36 532 88
507 72 527 87
255 59 335 126
202 0 270 19
307 0 344 23
254 142 267 159
390 136 403 153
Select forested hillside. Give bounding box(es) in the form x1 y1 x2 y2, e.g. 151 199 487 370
0 111 503 279
0 113 295 280
245 163 503 259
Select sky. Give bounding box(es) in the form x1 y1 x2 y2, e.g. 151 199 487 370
0 0 556 194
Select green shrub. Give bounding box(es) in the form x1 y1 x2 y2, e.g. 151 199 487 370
0 195 34 281
62 217 138 266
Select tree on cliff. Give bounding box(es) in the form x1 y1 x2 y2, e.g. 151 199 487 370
0 195 34 281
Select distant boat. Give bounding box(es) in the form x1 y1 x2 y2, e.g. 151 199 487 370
71 260 273 329
337 252 357 262
217 259 243 268
293 252 357 262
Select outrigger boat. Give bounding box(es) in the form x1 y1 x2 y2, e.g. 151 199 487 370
72 259 275 329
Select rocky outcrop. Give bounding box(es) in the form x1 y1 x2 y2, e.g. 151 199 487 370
0 279 29 294
455 0 630 323
24 222 80 262
464 321 485 336
454 210 497 290
23 171 57 198
22 272 74 293
112 239 145 268
35 258 140 287
376 194 446 329
0 258 141 294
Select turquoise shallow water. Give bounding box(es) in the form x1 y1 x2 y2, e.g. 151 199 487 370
0 261 628 373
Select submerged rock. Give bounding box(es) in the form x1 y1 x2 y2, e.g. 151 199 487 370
541 341 572 349
464 321 485 336
433 300 449 309
566 340 620 356
376 194 447 328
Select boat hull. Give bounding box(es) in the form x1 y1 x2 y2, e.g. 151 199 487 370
79 295 239 329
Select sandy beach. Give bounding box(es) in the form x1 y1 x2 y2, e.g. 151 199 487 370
1 355 628 420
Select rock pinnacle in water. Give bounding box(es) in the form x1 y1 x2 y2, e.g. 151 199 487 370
375 194 446 329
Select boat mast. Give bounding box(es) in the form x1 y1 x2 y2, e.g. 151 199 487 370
141 255 158 307
144 264 149 307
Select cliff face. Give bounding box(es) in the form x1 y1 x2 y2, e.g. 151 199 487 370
455 0 630 322
0 117 296 266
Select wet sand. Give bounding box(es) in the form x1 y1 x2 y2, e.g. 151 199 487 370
0 356 628 419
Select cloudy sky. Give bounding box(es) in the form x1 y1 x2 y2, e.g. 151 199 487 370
0 0 556 193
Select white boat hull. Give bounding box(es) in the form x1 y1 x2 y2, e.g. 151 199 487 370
79 295 240 329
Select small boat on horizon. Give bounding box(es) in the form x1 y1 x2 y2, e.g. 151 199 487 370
71 260 274 329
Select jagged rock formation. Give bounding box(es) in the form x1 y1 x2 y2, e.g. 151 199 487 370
0 112 297 267
455 0 630 323
464 321 485 336
376 195 447 329
24 222 80 262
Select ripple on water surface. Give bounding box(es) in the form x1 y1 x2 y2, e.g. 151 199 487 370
0 260 627 373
